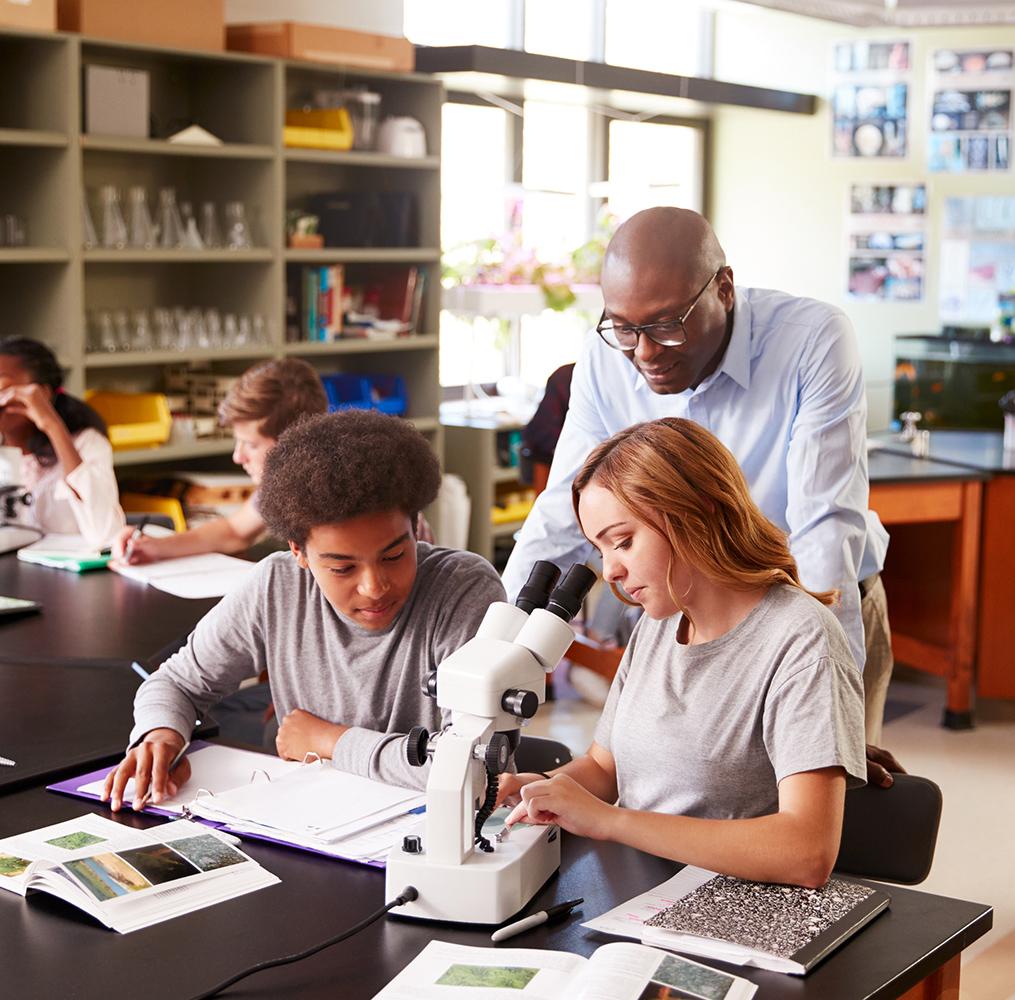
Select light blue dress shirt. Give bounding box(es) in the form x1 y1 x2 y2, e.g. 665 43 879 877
503 286 889 670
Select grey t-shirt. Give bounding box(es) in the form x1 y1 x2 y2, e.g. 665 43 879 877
131 542 506 789
594 584 866 819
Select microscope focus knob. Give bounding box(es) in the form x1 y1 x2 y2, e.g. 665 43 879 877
406 726 430 767
402 835 422 854
422 670 438 699
501 688 539 720
485 733 511 774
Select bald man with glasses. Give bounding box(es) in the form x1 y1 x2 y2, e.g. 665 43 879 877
504 207 901 781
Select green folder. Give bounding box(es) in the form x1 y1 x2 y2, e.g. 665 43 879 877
16 552 111 573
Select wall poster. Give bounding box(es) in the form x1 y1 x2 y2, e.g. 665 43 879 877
929 48 1013 172
847 183 926 301
832 40 910 158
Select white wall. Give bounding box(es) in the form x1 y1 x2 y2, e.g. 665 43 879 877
224 0 405 37
710 3 1015 429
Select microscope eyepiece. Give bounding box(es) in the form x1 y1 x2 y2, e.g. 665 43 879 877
515 560 561 614
545 564 597 623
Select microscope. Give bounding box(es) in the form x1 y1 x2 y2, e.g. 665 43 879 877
0 446 35 555
385 561 595 925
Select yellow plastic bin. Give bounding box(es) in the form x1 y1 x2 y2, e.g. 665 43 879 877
85 391 172 451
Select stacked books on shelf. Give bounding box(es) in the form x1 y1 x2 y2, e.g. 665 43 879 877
0 813 278 934
286 264 425 343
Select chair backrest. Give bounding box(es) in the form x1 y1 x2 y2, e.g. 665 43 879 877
834 773 942 885
565 635 625 682
515 735 574 774
125 510 176 531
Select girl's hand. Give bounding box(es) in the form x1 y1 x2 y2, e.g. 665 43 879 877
505 773 617 840
495 771 545 809
0 383 59 432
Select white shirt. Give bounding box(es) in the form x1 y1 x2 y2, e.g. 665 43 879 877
503 286 888 670
19 427 126 548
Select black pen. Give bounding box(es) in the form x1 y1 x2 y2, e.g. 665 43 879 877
125 515 150 561
491 898 584 943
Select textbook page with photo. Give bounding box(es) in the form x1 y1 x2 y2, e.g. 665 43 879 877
584 865 890 975
0 813 279 933
373 940 757 1000
52 743 425 866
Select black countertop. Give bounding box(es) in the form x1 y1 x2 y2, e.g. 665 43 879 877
871 430 1013 475
868 448 989 484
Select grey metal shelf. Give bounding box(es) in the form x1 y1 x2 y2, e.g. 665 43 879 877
0 248 70 263
112 438 235 467
284 148 440 169
81 136 275 159
85 347 276 368
284 334 439 356
0 128 68 147
285 248 442 264
83 249 274 263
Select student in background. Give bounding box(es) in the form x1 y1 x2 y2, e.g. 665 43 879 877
501 418 866 889
0 337 124 547
103 410 505 810
112 358 327 563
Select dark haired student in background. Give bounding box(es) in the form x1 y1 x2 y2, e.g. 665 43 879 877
0 337 124 547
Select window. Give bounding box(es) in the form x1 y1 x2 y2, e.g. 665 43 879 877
403 0 513 47
605 0 707 76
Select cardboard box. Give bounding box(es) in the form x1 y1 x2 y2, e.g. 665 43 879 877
227 22 414 73
84 64 149 138
0 0 55 31
58 0 223 51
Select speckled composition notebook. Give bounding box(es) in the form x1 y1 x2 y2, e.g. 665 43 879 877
640 870 890 975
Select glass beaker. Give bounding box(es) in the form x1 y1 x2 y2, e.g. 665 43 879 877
224 202 253 250
346 88 382 151
199 202 222 249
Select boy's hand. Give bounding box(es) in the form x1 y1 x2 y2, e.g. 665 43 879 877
866 743 906 788
276 709 347 762
101 729 190 811
505 774 616 840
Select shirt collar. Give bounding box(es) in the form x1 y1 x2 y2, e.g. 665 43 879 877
630 288 752 395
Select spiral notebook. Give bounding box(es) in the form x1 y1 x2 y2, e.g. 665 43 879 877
48 743 424 867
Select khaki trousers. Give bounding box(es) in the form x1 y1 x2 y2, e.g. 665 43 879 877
861 573 893 744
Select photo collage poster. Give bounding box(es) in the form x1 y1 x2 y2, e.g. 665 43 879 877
832 40 910 158
929 48 1013 172
939 196 1015 324
847 183 926 301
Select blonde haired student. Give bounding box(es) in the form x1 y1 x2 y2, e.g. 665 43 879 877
112 358 327 564
502 418 866 888
0 337 124 548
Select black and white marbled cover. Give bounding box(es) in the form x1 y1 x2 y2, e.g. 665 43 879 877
644 875 882 961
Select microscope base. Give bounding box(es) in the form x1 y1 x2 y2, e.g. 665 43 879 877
0 525 40 555
385 822 561 925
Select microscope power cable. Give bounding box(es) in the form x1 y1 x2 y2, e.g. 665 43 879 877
189 885 419 999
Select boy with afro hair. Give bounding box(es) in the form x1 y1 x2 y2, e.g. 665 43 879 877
103 410 505 808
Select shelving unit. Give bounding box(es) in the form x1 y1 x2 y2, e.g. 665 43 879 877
443 418 530 564
0 26 444 476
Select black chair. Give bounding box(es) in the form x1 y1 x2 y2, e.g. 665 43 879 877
515 736 573 774
834 773 942 885
126 512 175 531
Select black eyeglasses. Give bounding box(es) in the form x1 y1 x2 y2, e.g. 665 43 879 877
596 268 723 351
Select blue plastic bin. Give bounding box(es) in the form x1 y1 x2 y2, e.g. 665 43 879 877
321 373 408 416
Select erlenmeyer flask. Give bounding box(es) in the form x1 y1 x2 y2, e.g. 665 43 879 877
180 202 204 250
199 202 222 249
158 188 186 249
127 186 156 249
100 185 128 249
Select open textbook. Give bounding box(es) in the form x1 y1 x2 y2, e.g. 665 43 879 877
373 940 757 1000
0 813 278 933
111 551 254 599
584 865 890 976
51 743 425 866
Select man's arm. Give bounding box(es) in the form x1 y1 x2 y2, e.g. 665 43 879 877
785 313 871 669
503 342 610 599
